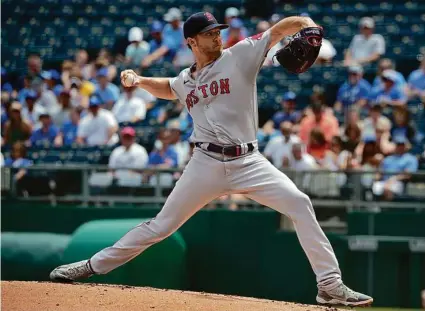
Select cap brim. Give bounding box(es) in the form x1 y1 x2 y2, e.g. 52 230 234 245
199 24 229 34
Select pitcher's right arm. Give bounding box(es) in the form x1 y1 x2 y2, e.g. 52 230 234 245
121 70 177 100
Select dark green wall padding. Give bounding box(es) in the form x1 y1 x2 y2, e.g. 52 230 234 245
1 232 70 281
62 219 187 289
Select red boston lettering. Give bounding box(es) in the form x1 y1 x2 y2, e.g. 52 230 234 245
219 78 230 94
198 84 208 98
185 90 199 111
210 81 219 96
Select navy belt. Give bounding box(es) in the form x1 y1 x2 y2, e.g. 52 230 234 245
195 142 255 157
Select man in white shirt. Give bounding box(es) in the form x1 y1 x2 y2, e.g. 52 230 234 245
167 120 191 167
76 96 119 146
108 127 149 173
263 121 301 168
125 27 150 69
283 142 318 191
344 17 385 66
112 86 147 123
284 142 318 171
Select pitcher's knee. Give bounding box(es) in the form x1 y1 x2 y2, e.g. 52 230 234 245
291 191 315 214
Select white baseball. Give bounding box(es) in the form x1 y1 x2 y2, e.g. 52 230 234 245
123 73 135 87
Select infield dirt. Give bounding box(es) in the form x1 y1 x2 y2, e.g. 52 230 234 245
2 281 341 311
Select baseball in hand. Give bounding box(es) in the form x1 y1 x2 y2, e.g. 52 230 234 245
123 73 135 87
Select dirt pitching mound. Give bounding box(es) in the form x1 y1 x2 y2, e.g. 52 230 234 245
2 281 339 311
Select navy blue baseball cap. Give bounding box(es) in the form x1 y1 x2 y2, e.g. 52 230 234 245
183 12 228 39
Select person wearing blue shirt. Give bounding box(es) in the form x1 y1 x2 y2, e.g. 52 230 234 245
369 69 407 107
220 7 249 43
372 58 406 89
270 92 302 127
407 58 425 102
4 141 33 182
17 74 34 104
30 111 59 146
372 135 418 200
147 132 179 186
148 21 164 62
142 8 184 67
56 108 81 146
258 92 301 145
95 67 120 109
334 65 371 113
148 143 178 167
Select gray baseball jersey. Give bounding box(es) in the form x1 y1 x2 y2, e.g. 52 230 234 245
169 30 271 145
88 29 343 292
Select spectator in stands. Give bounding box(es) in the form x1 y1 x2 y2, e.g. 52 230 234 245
125 27 150 69
76 95 119 146
166 120 191 167
0 152 4 167
369 69 407 107
406 57 425 102
372 135 418 200
95 67 120 110
343 122 362 153
109 127 149 173
74 49 91 81
30 111 59 147
32 77 59 113
344 17 385 66
316 38 337 65
21 91 44 126
391 106 416 145
17 74 34 104
3 102 32 146
53 90 72 128
372 58 406 90
263 121 301 168
357 135 384 188
54 107 81 147
98 48 118 81
26 53 42 78
224 18 246 48
299 102 339 146
147 128 178 186
41 69 62 95
148 21 164 63
269 13 281 26
363 102 391 135
142 8 184 67
283 142 318 190
307 127 329 161
4 141 33 182
134 87 157 112
334 65 371 115
221 7 248 43
322 136 353 170
112 86 147 123
262 92 301 136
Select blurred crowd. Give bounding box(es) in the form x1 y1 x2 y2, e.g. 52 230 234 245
1 7 424 203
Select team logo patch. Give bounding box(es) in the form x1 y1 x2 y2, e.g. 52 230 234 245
205 12 215 21
250 32 263 40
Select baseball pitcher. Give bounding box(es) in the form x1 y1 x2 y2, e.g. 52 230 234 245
50 12 373 307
